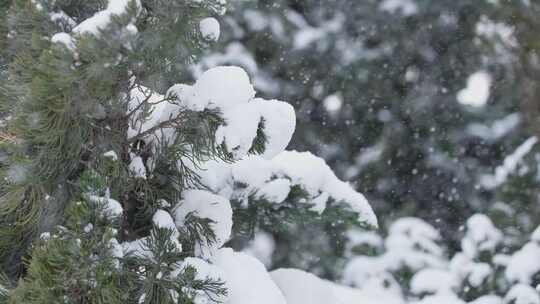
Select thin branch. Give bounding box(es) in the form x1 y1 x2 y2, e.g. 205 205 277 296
127 112 188 144
0 131 16 144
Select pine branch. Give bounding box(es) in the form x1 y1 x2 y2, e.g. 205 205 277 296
127 111 190 144
0 131 16 144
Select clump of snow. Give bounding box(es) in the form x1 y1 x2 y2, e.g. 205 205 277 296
122 237 152 259
505 241 540 285
73 0 141 36
127 84 178 141
343 256 393 288
83 223 94 233
49 10 77 29
273 151 377 226
380 0 418 16
212 248 287 304
129 155 146 179
173 190 232 258
152 209 182 252
191 151 376 227
166 66 295 160
504 284 540 304
179 257 227 303
461 214 502 258
243 231 276 267
109 238 124 268
200 17 221 41
254 178 291 204
51 32 76 51
383 217 445 271
457 71 492 107
87 195 123 218
214 98 295 159
168 66 255 112
40 232 51 240
411 268 457 295
103 150 118 161
345 229 383 257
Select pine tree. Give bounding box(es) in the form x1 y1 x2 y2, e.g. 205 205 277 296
0 0 377 303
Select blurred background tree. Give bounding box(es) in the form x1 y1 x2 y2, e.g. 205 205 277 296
193 0 540 250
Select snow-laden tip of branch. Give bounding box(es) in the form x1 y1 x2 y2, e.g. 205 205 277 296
73 0 141 36
135 66 296 160
173 189 233 258
192 151 377 228
480 136 538 190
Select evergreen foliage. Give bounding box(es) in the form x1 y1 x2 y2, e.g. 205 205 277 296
0 0 376 302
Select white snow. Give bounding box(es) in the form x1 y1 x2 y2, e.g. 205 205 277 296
212 248 287 304
380 0 418 16
40 232 51 240
505 241 540 284
345 229 383 256
103 150 119 161
87 195 123 218
410 268 457 295
243 231 276 267
190 151 376 227
333 282 405 304
461 214 502 258
466 113 521 142
83 223 94 233
412 292 466 304
384 218 445 270
468 295 502 304
255 178 291 204
323 93 343 113
450 253 492 288
273 151 377 226
343 256 392 288
49 10 77 28
291 13 344 50
122 237 152 259
532 226 540 242
179 257 227 303
504 284 540 304
129 155 147 179
480 136 538 189
127 84 177 141
270 268 339 304
169 66 255 112
173 190 232 258
457 71 492 107
167 66 295 160
199 17 221 41
109 238 124 268
73 0 141 36
152 209 181 252
51 32 76 51
271 268 405 304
